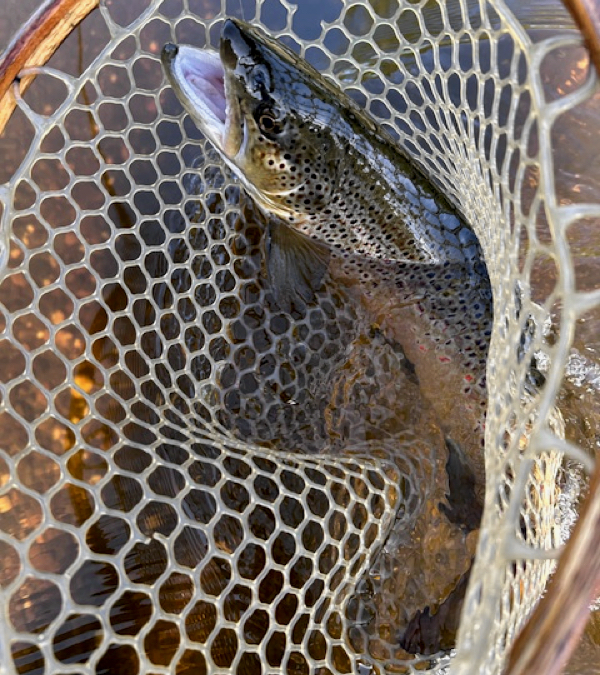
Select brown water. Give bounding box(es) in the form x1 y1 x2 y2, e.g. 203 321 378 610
1 0 600 673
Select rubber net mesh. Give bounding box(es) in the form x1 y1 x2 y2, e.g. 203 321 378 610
0 0 599 674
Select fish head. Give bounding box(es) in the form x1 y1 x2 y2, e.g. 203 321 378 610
162 19 344 222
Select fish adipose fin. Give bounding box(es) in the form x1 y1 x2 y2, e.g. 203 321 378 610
266 221 331 314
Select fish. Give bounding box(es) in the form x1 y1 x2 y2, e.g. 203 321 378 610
161 18 497 658
161 19 486 296
161 19 492 500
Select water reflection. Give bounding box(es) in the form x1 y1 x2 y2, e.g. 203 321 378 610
1 0 599 673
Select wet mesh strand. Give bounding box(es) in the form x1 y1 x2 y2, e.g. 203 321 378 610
0 1 598 674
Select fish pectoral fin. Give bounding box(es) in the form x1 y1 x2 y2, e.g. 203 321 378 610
440 437 482 532
266 221 331 313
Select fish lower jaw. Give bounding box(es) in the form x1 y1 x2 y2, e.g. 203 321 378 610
169 45 228 150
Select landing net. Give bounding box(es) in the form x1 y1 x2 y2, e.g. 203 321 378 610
0 1 598 674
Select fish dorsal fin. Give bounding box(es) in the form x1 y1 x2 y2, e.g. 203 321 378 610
265 221 331 314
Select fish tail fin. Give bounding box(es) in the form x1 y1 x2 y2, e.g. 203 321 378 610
265 221 331 313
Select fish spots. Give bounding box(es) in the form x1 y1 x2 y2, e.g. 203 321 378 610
182 14 492 512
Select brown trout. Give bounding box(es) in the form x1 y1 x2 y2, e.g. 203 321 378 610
161 20 483 269
161 20 492 498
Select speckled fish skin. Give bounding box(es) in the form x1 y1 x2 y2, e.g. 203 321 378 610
164 18 482 268
162 18 493 497
336 251 491 503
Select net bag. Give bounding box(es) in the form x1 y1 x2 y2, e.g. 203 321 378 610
0 1 598 674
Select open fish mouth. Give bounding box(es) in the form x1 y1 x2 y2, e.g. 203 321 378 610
161 42 236 154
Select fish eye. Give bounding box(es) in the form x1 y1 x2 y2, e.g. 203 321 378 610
255 105 284 136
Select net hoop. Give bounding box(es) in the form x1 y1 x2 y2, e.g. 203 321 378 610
0 2 598 675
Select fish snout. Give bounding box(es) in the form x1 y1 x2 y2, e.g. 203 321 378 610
222 17 244 41
161 43 179 68
220 18 251 70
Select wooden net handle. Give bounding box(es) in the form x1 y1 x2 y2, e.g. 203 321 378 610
0 0 598 133
0 0 99 134
563 0 600 75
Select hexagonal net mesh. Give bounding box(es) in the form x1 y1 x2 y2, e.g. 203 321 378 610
0 0 598 674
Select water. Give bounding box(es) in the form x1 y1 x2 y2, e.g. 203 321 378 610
1 0 599 673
